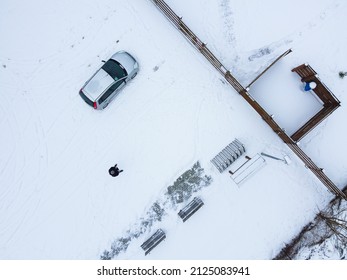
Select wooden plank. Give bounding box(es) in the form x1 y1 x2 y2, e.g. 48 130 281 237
246 49 292 88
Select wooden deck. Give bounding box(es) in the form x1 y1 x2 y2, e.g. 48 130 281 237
291 64 341 141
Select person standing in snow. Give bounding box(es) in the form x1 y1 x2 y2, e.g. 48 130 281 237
109 164 123 177
304 81 317 91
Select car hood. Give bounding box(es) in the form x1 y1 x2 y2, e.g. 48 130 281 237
111 51 137 75
83 69 114 100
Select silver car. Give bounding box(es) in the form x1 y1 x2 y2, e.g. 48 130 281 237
79 51 139 110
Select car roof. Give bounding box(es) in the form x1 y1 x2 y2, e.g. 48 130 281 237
83 69 114 101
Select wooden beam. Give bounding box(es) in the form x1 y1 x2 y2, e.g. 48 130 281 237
246 49 292 89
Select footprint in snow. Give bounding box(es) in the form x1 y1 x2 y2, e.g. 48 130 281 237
153 60 165 72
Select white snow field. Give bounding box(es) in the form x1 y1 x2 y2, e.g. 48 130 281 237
1 0 346 259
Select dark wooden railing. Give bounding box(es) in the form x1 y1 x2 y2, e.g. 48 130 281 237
291 64 341 141
152 0 244 93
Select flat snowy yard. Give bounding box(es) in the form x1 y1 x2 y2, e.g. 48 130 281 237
1 0 346 259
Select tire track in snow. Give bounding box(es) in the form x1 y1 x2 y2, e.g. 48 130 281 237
0 91 30 248
0 89 24 187
126 1 163 55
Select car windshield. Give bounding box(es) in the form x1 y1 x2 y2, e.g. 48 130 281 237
101 59 127 80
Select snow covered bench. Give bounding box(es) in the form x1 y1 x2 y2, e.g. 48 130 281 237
211 139 245 173
141 229 166 255
178 197 204 222
229 154 266 185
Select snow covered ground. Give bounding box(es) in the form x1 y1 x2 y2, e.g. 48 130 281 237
1 0 346 259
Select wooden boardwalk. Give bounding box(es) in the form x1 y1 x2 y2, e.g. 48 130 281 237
150 0 347 200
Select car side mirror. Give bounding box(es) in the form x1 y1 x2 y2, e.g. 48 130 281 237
101 60 106 63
